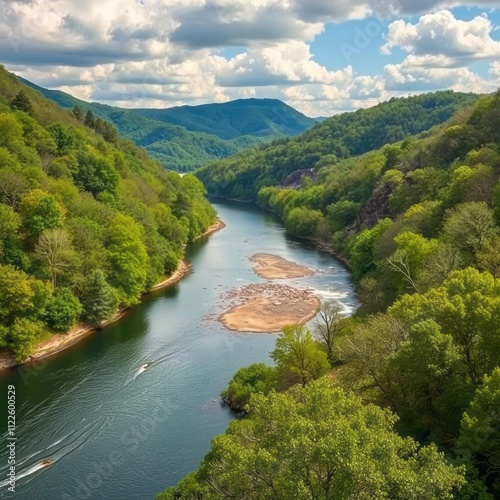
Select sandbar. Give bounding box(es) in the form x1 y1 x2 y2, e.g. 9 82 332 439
219 283 320 333
250 253 314 279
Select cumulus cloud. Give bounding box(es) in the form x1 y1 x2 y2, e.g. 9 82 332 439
382 10 500 66
377 0 500 16
213 42 353 87
170 1 322 48
0 0 177 66
490 61 500 77
380 10 500 94
385 62 496 93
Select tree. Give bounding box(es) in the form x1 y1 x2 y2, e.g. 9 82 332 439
458 368 500 492
80 270 117 325
0 203 21 263
340 314 407 398
72 105 83 121
35 229 73 286
9 318 44 362
11 90 33 115
0 265 36 324
0 112 24 151
442 202 497 260
389 320 466 439
271 325 330 388
477 235 500 278
44 288 82 331
221 363 277 411
387 232 440 293
327 199 360 232
19 189 65 238
48 122 76 154
349 218 393 280
285 207 324 238
75 152 119 197
84 110 96 129
161 380 465 499
389 268 500 384
314 302 344 365
106 214 148 306
0 168 27 208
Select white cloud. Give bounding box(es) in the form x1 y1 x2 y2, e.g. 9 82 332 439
385 63 496 93
381 10 500 94
490 61 500 77
382 10 500 66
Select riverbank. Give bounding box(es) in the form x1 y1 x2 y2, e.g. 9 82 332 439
0 218 226 371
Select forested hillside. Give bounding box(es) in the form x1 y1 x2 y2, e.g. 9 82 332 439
134 99 316 141
162 93 500 498
0 65 216 362
196 91 479 200
20 79 316 171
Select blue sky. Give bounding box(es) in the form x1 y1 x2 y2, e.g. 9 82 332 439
1 1 499 116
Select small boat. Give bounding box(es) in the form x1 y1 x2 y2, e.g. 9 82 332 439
39 459 53 467
135 362 152 377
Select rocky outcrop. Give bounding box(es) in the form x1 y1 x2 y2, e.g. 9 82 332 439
281 168 316 188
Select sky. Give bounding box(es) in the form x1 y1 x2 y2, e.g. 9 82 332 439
1 0 499 116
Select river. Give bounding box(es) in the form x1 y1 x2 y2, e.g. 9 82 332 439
0 201 357 499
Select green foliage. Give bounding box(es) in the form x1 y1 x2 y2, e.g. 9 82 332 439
162 380 465 499
48 122 76 154
9 318 45 362
74 151 119 196
44 288 82 331
11 90 33 115
221 363 277 411
80 270 117 325
458 369 500 492
327 199 360 232
442 202 497 260
285 206 324 237
271 324 330 388
20 189 65 237
389 268 500 384
349 218 393 280
0 265 37 324
106 214 149 306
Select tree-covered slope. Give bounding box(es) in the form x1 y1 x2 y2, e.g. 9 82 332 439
134 98 316 140
255 90 500 495
196 91 479 200
0 65 216 361
162 93 500 498
19 79 316 171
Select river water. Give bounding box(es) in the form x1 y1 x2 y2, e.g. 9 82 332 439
0 201 357 499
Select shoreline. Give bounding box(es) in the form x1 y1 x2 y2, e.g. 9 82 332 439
0 218 226 371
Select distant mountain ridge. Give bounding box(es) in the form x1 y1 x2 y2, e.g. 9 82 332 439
134 98 316 140
19 78 316 171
